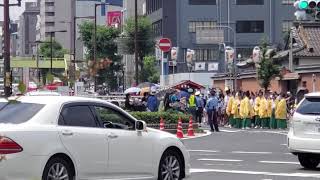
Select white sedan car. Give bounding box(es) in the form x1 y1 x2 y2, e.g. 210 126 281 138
0 96 190 180
288 92 320 169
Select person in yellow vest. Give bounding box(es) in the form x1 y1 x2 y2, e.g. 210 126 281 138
259 92 269 129
232 92 241 128
249 92 256 128
266 93 273 129
276 93 287 129
270 93 279 129
188 89 197 121
226 91 235 128
254 91 262 128
240 91 251 129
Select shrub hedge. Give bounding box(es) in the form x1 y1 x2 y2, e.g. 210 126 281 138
130 111 191 124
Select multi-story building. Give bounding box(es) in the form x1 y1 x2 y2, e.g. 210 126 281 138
145 0 296 88
123 0 145 87
39 0 75 51
75 0 123 62
17 1 40 57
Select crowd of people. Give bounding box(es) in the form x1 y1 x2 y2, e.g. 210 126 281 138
124 85 303 133
161 87 300 132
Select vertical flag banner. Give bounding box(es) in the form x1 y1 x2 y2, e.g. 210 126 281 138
107 11 122 28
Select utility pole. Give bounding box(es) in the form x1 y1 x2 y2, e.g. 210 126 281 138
1 0 21 97
134 0 139 85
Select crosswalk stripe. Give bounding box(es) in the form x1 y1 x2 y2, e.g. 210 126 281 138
190 168 320 178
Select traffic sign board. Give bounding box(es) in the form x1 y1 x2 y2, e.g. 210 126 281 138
158 38 172 52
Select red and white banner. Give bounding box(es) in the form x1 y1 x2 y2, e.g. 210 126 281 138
107 11 122 28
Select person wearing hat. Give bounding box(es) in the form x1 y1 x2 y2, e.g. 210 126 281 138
147 89 158 112
188 89 197 121
195 91 204 126
205 90 219 132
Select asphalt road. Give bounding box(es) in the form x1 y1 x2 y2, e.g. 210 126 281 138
184 128 320 180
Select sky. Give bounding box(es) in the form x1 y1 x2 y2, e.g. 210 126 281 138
0 0 36 21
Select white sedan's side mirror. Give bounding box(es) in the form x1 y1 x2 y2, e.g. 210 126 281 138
136 120 147 132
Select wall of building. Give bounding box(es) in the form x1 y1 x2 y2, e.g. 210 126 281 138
300 73 320 92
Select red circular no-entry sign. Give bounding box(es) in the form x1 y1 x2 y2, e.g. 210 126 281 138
158 38 172 52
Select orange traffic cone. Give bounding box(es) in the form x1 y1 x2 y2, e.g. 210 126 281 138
176 117 184 138
187 116 195 136
160 117 165 131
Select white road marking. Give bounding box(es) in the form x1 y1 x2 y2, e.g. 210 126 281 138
284 153 293 155
220 129 242 133
188 150 219 153
232 151 272 154
190 168 320 178
280 144 287 146
198 158 243 162
259 161 300 165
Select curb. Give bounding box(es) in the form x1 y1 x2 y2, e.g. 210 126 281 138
182 130 212 140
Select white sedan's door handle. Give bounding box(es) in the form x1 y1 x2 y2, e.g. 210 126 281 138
62 130 73 136
108 133 118 139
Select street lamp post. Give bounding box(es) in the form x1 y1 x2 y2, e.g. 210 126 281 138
59 16 94 82
0 0 21 97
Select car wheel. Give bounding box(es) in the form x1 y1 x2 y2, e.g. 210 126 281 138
298 154 320 169
158 150 183 180
42 157 74 180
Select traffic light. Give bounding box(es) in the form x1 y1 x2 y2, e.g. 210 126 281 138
295 0 320 20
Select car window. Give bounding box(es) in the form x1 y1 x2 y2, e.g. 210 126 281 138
0 102 44 124
94 106 135 130
61 106 98 127
296 98 320 115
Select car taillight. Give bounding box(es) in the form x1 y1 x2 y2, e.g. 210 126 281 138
0 136 23 154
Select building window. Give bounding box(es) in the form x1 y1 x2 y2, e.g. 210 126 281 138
188 21 217 33
236 0 264 5
189 0 216 5
45 32 55 37
45 12 55 16
282 0 295 4
282 20 292 33
236 21 264 33
146 0 162 15
45 22 54 27
193 49 218 61
152 20 162 37
45 2 54 6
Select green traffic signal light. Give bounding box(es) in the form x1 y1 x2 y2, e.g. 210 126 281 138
299 0 309 9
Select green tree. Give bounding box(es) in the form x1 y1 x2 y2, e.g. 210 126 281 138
124 16 154 82
18 81 26 94
140 56 159 83
39 40 67 58
78 21 122 91
257 39 280 91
